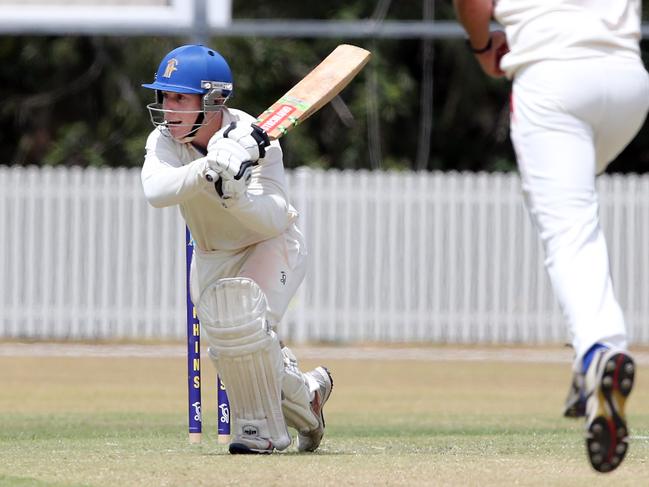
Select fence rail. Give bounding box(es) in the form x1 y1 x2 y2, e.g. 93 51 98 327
2 166 649 344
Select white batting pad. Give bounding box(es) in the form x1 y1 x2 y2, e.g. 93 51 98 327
281 346 319 434
198 277 290 451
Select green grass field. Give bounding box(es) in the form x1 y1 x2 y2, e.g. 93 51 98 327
1 345 648 486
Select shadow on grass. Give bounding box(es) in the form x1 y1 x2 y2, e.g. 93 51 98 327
0 475 90 487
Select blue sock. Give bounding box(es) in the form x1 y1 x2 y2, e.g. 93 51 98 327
582 343 608 374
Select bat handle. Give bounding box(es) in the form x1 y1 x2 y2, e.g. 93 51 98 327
205 169 219 183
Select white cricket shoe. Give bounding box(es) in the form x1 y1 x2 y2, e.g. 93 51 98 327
229 421 282 455
584 348 635 473
297 366 333 452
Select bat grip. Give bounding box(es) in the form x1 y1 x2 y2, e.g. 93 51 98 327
205 169 219 183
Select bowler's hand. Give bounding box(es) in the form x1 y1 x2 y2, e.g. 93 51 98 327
475 31 508 78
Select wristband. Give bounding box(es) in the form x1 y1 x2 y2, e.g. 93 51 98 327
466 36 492 54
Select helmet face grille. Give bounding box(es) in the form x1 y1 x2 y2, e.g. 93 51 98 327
145 103 217 142
202 80 233 110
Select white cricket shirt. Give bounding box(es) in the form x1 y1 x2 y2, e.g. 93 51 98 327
141 108 298 252
494 0 642 77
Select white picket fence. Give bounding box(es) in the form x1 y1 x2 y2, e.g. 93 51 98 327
2 165 649 344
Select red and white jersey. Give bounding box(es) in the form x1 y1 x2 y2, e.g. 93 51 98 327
494 0 642 76
141 108 298 252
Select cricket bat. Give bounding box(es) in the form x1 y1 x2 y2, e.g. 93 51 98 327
255 44 371 139
205 44 370 184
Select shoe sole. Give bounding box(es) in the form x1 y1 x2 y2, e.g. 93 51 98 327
586 353 635 473
229 440 274 455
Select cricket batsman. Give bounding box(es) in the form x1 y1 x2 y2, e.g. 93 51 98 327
140 44 332 454
454 0 649 473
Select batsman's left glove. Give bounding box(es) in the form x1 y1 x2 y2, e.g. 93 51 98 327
211 121 270 163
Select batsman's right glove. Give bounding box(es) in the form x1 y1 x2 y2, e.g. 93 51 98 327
205 138 256 202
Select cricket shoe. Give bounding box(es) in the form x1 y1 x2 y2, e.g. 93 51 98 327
297 367 333 452
563 372 586 418
229 420 284 455
584 348 635 473
229 435 275 455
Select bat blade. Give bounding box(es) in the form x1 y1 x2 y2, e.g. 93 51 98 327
256 44 371 140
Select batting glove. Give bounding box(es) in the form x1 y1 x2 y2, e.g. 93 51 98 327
205 138 256 201
210 121 270 163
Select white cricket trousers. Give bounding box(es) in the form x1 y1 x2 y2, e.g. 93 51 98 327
511 57 649 366
190 221 307 327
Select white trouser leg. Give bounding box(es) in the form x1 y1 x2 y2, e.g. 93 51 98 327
511 59 649 366
239 222 308 324
189 222 307 326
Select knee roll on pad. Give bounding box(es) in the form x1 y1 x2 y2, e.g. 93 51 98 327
198 278 290 450
197 277 268 346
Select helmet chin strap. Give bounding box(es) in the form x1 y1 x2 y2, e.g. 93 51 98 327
176 112 205 143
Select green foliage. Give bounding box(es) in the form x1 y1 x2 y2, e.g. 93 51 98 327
3 37 174 168
2 2 649 172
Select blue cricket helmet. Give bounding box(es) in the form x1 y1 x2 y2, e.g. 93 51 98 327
142 45 233 140
142 44 233 99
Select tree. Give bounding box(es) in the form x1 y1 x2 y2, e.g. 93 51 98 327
2 1 649 173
